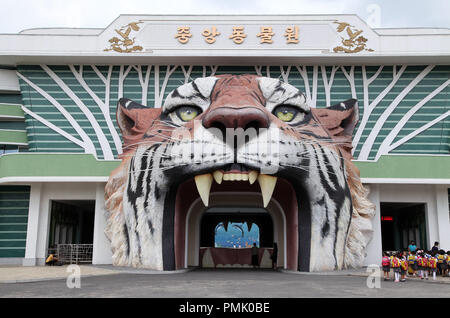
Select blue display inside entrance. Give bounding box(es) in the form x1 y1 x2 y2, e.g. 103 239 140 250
214 222 260 248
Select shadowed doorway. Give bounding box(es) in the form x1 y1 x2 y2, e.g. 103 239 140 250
380 202 427 251
199 206 274 268
48 200 95 246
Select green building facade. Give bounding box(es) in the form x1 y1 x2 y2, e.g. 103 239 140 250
0 15 448 267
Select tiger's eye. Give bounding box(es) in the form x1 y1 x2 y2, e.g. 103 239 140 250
177 106 199 122
275 106 297 122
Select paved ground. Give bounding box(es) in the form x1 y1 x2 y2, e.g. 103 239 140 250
0 265 119 283
1 267 449 298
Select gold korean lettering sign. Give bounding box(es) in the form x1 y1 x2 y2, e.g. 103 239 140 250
202 27 221 44
256 27 275 44
104 21 376 54
284 26 299 44
175 27 193 44
229 26 247 44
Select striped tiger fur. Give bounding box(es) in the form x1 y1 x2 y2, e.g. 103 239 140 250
105 74 375 271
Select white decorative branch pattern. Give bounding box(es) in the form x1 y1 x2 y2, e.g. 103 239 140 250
17 64 448 162
266 65 271 78
358 65 435 160
134 65 152 105
154 65 179 108
202 66 218 78
386 111 450 154
118 65 133 100
21 106 86 149
181 65 193 83
70 64 123 155
375 78 450 160
295 65 315 107
352 65 405 151
321 66 339 107
340 66 356 99
16 71 97 157
254 65 263 76
41 64 115 160
280 66 291 83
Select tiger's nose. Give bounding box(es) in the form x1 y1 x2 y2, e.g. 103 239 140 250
202 107 270 131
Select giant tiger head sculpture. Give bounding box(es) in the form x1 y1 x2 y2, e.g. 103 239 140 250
105 74 375 272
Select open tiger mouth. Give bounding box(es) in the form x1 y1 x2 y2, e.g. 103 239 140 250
165 160 311 272
194 163 277 208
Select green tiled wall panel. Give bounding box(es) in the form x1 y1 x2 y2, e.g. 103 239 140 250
0 186 30 258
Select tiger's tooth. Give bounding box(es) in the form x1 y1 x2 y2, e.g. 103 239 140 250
213 170 223 184
194 173 213 207
223 174 230 181
241 174 249 181
257 174 277 208
249 171 258 184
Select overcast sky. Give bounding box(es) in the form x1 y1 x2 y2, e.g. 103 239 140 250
1 0 449 33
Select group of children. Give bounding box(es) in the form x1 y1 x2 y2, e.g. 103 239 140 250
381 249 449 282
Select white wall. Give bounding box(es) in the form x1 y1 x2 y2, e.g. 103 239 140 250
0 69 20 92
434 185 450 250
92 183 112 264
364 184 382 266
23 183 42 266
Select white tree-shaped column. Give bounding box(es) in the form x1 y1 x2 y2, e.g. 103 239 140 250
69 64 123 156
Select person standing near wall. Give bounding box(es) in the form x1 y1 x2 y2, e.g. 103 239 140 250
437 250 447 276
431 242 439 254
408 241 417 253
429 253 438 280
446 251 450 277
399 251 408 282
271 242 278 271
382 251 391 281
407 251 417 276
251 243 259 268
391 252 401 283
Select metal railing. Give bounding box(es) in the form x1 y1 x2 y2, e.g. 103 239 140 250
47 244 93 264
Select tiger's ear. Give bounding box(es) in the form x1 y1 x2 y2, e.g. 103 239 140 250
117 98 161 150
311 99 359 138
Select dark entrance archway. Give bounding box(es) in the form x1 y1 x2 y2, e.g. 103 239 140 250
48 200 95 247
380 202 427 251
199 206 274 268
178 187 294 270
